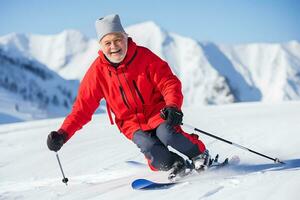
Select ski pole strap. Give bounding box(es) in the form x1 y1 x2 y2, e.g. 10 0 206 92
182 123 285 164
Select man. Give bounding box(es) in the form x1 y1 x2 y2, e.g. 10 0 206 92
47 14 210 180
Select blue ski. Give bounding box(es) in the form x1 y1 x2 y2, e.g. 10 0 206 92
131 156 240 190
131 178 177 190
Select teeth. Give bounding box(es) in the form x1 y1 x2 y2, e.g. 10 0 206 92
111 50 121 54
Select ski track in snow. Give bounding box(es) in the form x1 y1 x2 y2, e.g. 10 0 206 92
0 101 300 199
200 186 225 199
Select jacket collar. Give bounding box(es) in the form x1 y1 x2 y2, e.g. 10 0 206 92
98 37 137 70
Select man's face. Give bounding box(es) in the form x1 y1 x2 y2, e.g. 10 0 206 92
100 33 128 63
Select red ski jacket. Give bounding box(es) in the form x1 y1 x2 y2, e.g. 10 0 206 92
60 38 183 140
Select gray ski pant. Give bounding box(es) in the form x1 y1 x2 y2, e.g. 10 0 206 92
132 122 203 171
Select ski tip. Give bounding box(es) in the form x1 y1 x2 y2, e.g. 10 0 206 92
131 178 177 190
131 179 153 190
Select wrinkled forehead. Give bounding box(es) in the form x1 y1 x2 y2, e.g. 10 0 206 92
100 32 127 43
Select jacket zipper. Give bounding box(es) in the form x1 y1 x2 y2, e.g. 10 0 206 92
119 86 130 109
132 80 145 104
121 69 143 129
115 72 131 109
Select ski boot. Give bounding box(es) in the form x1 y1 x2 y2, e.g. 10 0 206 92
168 158 191 181
191 150 212 172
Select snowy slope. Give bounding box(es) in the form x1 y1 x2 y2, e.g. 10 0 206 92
0 101 299 200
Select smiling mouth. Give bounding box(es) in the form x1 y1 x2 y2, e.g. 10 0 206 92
110 49 121 54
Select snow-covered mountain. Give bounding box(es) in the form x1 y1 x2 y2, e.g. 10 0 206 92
126 22 234 105
0 21 300 123
0 30 99 80
0 46 79 123
216 41 300 102
127 22 300 103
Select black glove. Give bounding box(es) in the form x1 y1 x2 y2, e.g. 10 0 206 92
47 130 67 152
160 106 183 127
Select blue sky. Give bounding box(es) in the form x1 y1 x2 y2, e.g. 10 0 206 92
1 0 299 44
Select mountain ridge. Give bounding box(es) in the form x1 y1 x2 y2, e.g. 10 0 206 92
0 21 299 123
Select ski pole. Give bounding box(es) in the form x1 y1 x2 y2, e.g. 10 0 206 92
55 152 69 186
182 123 285 164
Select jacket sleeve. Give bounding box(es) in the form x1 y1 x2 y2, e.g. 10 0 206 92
148 52 183 109
59 60 103 141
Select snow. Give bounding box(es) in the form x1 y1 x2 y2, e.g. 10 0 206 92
0 30 98 80
0 48 79 122
0 101 299 200
0 20 300 199
0 87 44 123
1 22 300 109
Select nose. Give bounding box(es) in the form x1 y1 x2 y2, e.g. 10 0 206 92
111 41 118 49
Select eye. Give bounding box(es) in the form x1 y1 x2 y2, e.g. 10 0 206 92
115 38 122 43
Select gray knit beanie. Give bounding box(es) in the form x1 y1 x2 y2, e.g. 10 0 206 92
95 14 126 41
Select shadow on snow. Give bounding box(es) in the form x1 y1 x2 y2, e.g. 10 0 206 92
229 158 300 174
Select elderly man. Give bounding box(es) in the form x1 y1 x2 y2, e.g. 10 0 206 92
47 14 210 180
